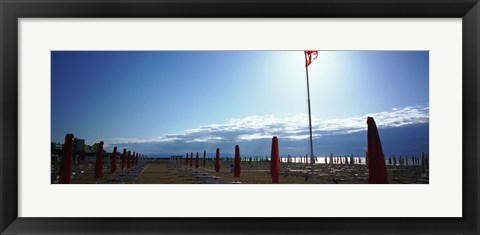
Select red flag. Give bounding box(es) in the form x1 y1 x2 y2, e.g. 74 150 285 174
270 136 280 183
305 51 318 67
94 141 104 178
367 117 388 184
110 147 117 174
215 148 220 173
59 133 74 184
234 145 241 178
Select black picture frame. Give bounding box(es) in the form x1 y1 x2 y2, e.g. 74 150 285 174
1 0 479 234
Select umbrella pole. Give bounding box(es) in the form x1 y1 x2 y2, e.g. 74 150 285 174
304 54 315 177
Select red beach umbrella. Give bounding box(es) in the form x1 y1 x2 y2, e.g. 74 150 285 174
132 153 136 167
189 152 193 168
367 117 388 184
58 133 74 184
132 152 136 168
215 148 220 173
110 147 117 174
270 136 280 183
135 153 139 167
132 153 138 167
94 141 104 178
132 153 135 167
121 148 126 170
127 151 131 168
234 145 241 178
203 150 206 167
195 152 199 169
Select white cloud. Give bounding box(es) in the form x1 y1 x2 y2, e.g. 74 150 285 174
314 105 429 135
186 136 224 143
107 138 147 144
110 105 429 145
238 133 272 141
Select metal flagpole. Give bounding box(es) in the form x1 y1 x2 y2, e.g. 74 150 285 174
304 52 315 176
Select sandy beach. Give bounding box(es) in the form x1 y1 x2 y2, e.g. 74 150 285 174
66 159 428 184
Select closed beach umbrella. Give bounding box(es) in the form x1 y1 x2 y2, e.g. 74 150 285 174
270 136 280 183
132 153 135 167
190 152 193 168
130 152 137 168
94 141 104 178
135 153 139 167
131 152 134 168
121 148 126 170
215 148 220 173
203 150 206 167
59 133 75 184
234 145 241 178
367 117 388 184
185 153 188 166
132 152 136 168
127 151 131 168
195 152 199 169
110 147 117 174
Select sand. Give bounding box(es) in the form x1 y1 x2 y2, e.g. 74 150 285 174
62 159 428 184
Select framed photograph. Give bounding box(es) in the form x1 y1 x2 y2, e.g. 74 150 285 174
1 0 478 234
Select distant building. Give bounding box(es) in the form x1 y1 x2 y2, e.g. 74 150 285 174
51 142 62 151
73 138 85 153
84 144 93 153
92 143 100 152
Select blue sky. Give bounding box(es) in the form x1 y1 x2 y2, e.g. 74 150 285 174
51 51 429 156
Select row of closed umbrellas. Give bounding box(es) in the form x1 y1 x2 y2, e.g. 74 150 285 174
59 116 392 184
58 135 146 184
179 117 390 184
180 137 282 183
